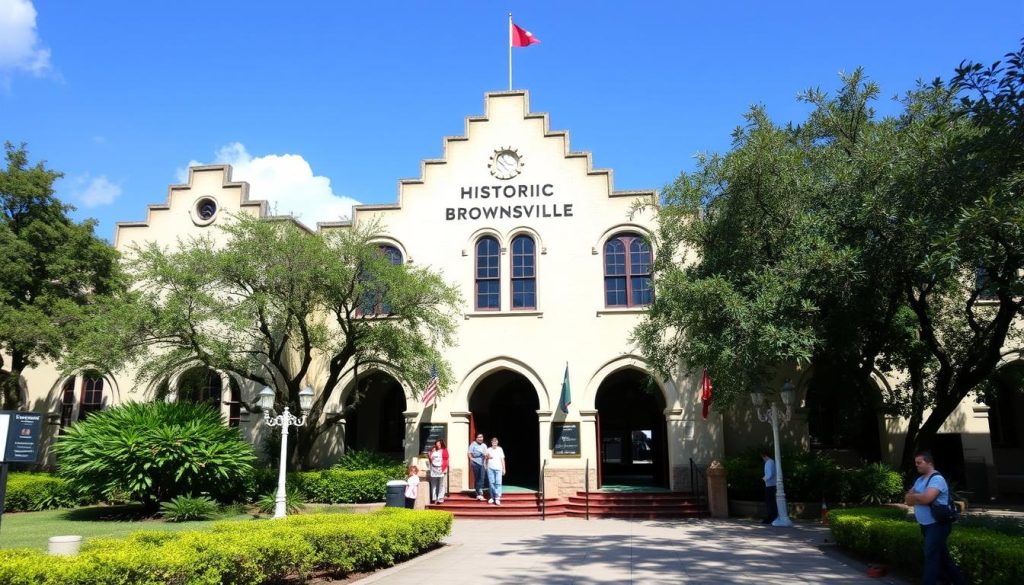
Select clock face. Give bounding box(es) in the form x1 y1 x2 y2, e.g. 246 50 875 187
489 148 522 180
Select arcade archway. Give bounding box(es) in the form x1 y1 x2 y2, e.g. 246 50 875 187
469 369 540 489
344 372 407 459
595 368 668 488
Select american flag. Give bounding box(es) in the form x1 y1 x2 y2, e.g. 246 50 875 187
422 362 439 406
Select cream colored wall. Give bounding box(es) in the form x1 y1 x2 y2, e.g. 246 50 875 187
314 92 719 492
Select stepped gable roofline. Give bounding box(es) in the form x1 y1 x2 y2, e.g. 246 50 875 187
114 164 268 235
341 90 656 226
264 214 315 234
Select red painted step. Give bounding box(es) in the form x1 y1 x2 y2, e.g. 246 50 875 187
427 491 567 519
564 491 710 519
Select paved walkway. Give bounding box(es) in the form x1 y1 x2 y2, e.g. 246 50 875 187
356 518 909 584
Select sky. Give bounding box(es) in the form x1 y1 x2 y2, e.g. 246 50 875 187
1 1 1022 242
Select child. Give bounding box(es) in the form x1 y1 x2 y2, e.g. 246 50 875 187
404 464 419 509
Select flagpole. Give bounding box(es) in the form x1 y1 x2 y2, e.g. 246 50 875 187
508 13 513 91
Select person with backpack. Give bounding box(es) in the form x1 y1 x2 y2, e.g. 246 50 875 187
904 450 966 585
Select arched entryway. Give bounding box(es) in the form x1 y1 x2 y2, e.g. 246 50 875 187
805 365 883 463
986 361 1024 498
469 370 540 489
344 372 407 459
595 369 668 488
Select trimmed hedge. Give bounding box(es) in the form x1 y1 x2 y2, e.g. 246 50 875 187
0 508 452 584
3 473 87 512
829 507 1024 585
294 469 399 504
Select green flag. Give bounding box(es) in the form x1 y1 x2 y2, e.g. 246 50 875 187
558 363 571 414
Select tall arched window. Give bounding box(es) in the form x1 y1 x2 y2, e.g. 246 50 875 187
511 235 536 310
60 377 77 429
80 374 105 419
475 236 500 310
604 233 653 307
359 245 404 315
178 368 223 409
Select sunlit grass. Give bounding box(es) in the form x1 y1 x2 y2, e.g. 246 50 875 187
0 503 360 550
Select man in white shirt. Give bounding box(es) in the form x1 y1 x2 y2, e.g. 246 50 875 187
485 437 506 505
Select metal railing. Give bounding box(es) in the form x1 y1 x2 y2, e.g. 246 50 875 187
584 458 590 520
689 458 708 506
540 458 547 520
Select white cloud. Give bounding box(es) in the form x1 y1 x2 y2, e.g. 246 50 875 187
179 142 359 223
0 0 52 77
73 175 122 208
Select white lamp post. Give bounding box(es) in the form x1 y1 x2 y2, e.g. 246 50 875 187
258 385 315 519
751 378 797 527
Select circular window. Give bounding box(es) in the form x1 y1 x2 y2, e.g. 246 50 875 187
196 198 218 221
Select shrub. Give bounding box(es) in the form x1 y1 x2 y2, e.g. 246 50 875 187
334 450 405 477
722 448 901 503
257 487 305 516
55 401 257 510
295 469 394 503
2 473 88 512
160 494 219 522
830 507 1024 585
850 463 904 504
0 509 453 584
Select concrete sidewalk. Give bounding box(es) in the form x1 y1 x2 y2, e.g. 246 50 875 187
356 518 910 584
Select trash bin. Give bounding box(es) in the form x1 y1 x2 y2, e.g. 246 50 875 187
386 480 407 508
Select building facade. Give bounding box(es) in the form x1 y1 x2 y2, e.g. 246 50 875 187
9 91 1022 499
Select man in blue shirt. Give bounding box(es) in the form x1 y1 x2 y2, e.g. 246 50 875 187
468 433 488 501
904 450 965 585
761 451 778 524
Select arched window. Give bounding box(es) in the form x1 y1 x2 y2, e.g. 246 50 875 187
475 236 500 310
604 233 653 307
511 235 536 310
359 245 403 315
80 374 105 419
226 377 242 428
60 377 77 429
178 368 223 409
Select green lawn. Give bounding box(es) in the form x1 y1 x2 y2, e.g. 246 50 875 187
0 503 357 551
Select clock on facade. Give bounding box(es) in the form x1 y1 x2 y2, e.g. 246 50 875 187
489 148 523 180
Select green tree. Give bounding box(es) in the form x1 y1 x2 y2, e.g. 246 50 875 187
0 142 120 408
636 42 1024 469
70 213 461 467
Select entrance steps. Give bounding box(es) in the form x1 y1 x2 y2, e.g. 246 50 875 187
564 491 709 519
426 491 566 519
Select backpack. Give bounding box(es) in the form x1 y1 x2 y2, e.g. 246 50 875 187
924 473 959 524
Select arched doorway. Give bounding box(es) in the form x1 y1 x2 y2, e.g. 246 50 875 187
344 372 407 459
469 370 540 489
986 361 1024 498
595 369 668 488
805 365 882 464
177 367 223 411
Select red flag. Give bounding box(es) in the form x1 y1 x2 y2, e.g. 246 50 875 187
511 23 540 47
701 368 713 419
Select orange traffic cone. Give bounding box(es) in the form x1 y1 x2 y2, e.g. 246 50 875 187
821 500 829 525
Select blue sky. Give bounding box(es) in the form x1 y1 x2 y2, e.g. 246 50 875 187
2 1 1021 241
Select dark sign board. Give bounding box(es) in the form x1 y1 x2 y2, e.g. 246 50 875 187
0 411 43 464
551 422 580 457
418 423 447 454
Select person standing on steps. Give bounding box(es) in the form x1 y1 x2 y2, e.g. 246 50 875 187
428 439 449 504
485 436 506 505
468 433 488 501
